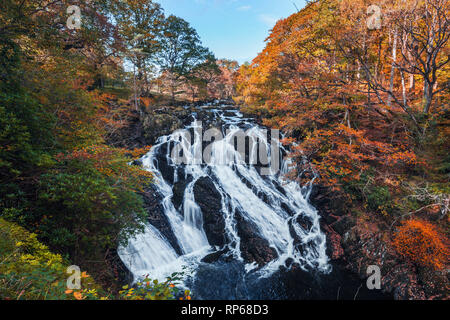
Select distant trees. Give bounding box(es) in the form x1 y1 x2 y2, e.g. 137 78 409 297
234 0 448 195
338 0 449 128
211 59 240 99
114 2 219 103
115 0 165 96
395 0 449 114
185 56 221 102
155 15 213 102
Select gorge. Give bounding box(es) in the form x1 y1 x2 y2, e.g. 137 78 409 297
118 102 390 300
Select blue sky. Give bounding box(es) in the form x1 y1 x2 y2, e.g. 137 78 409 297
157 0 306 64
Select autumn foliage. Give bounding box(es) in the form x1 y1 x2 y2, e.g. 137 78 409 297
235 0 448 195
234 0 449 280
392 219 449 270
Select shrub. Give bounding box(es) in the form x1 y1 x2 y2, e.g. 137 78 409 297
118 273 191 300
0 218 99 300
366 186 392 212
392 219 449 270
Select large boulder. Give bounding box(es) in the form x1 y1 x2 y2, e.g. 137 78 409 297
193 177 227 247
235 210 278 266
172 175 193 210
142 107 191 145
141 185 183 255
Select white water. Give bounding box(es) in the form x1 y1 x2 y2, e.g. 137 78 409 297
119 104 330 285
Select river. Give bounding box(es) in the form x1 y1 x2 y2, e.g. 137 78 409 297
118 102 390 300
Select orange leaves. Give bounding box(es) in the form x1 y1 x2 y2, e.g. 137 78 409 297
55 144 152 185
392 219 449 270
127 146 152 159
73 291 84 300
233 0 430 199
140 97 155 109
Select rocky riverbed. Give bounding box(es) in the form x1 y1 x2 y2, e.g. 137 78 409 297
108 99 447 300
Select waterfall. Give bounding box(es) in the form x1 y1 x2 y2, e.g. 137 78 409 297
119 103 331 289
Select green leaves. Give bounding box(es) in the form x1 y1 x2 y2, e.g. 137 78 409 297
118 273 190 300
155 14 214 99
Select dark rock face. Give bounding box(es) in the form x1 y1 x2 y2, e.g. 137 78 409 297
341 227 426 300
154 151 175 185
332 216 355 236
106 110 147 149
107 106 192 149
201 248 231 264
142 110 187 145
295 214 313 231
106 248 134 289
141 185 183 255
235 210 278 266
193 177 227 247
172 175 193 211
311 183 448 300
309 185 346 225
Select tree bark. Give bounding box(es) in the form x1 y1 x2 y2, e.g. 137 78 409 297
387 29 398 107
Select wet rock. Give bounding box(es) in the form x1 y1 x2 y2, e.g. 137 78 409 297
193 177 227 247
332 216 355 236
201 248 230 264
154 152 175 185
131 159 143 167
107 248 134 287
309 185 347 217
235 210 278 266
172 175 193 210
142 107 191 145
141 185 183 255
295 214 313 231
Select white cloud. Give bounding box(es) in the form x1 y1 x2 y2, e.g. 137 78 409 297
259 14 278 27
237 5 252 11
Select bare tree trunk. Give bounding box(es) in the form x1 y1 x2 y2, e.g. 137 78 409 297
387 29 398 107
423 80 432 114
401 70 407 106
133 64 138 111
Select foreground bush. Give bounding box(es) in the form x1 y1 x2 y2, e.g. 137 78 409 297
0 218 99 300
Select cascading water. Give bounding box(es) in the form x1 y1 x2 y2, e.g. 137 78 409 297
118 102 333 299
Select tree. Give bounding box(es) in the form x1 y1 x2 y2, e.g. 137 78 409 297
0 0 153 288
185 55 220 102
115 0 165 96
395 0 449 114
155 15 212 102
210 59 240 99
